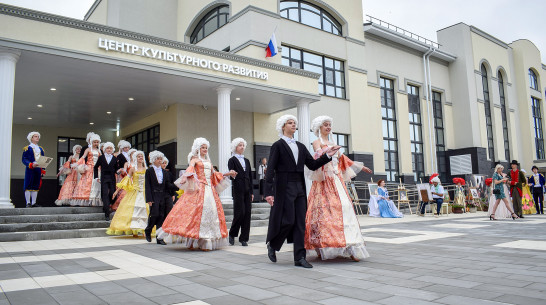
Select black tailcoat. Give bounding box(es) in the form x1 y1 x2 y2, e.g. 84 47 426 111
265 139 330 245
228 156 253 241
93 155 119 182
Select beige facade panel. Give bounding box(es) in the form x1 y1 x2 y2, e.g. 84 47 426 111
470 32 513 82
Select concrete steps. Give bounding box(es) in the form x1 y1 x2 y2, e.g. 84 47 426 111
224 201 270 229
0 207 109 242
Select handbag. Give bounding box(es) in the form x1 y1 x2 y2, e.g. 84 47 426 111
493 189 501 195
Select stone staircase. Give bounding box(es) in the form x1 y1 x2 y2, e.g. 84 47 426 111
0 202 271 242
0 207 109 242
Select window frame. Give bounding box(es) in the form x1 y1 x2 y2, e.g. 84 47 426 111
126 125 160 156
498 72 510 161
532 97 545 160
280 1 342 36
481 64 495 161
407 84 424 182
432 91 447 182
190 5 229 44
380 77 399 182
529 69 539 90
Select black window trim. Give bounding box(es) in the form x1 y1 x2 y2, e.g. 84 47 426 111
190 5 229 44
280 0 342 36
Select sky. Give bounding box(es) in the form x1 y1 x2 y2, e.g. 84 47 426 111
1 0 545 62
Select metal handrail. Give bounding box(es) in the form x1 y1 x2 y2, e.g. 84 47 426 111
365 15 441 49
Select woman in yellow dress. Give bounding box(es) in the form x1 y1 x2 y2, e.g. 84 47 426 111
106 151 151 236
521 170 537 215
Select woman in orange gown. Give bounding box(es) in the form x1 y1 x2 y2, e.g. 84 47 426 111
157 138 236 250
55 145 82 206
305 116 371 261
71 133 102 206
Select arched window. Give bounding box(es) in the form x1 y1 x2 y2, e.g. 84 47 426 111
529 69 539 90
498 71 510 161
481 64 495 160
190 5 229 44
280 1 341 36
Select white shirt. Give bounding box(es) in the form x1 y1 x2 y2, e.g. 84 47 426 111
29 143 41 161
105 153 113 164
258 164 267 180
432 184 444 199
281 135 298 164
121 151 130 163
234 154 246 170
533 174 542 187
152 165 163 184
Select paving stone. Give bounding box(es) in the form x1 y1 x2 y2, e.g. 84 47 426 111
318 296 379 305
97 291 155 305
322 284 392 302
493 294 546 305
269 284 336 301
127 281 178 298
5 288 58 305
261 295 319 305
370 285 445 301
412 275 481 288
218 284 280 301
50 289 107 305
205 294 262 305
82 282 129 296
231 275 285 289
170 283 228 299
435 295 512 305
155 293 195 305
376 296 444 305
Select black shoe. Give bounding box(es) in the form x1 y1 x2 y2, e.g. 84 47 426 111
267 244 277 263
31 204 41 208
294 258 313 268
157 239 167 245
145 233 151 242
241 241 248 247
26 203 31 208
105 215 110 221
519 215 524 218
229 236 234 246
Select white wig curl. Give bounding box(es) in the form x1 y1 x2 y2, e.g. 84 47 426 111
89 134 101 145
102 142 115 152
231 138 247 154
27 131 41 144
276 115 298 137
148 150 165 164
162 156 169 166
128 148 137 157
188 137 210 163
72 145 82 156
117 140 131 149
86 132 96 145
431 177 441 184
311 116 333 137
131 150 147 169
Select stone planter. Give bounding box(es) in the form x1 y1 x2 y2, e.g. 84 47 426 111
452 207 464 214
469 207 477 213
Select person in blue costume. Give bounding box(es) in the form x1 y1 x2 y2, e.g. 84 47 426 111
22 131 45 208
376 180 403 218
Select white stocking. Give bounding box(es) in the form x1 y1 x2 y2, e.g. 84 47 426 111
24 191 31 204
30 192 38 205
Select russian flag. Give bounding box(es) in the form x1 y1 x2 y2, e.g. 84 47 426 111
265 32 278 58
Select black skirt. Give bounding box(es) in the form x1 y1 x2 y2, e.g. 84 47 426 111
259 179 265 195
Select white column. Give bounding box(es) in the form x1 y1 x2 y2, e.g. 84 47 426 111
0 48 20 208
216 85 234 205
297 99 312 194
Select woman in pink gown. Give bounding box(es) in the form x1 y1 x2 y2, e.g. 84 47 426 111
305 116 371 261
71 133 102 206
157 138 236 251
55 145 82 205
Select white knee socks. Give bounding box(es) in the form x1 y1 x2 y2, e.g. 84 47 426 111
30 191 38 204
25 190 31 204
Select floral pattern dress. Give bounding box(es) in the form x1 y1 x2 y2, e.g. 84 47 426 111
55 156 80 206
71 149 102 206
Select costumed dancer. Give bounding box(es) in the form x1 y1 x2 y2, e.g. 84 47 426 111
265 115 339 268
490 163 518 220
509 160 526 218
111 148 137 211
528 166 544 214
161 156 176 216
521 170 537 215
22 131 45 208
107 151 151 236
228 138 254 247
156 138 236 250
376 179 403 218
453 178 466 208
55 144 82 206
305 116 371 262
71 133 102 206
94 142 119 220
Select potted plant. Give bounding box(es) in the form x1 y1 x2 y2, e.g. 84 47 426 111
467 200 479 213
481 198 489 212
451 203 464 214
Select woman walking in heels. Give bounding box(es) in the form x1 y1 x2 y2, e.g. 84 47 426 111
490 164 519 220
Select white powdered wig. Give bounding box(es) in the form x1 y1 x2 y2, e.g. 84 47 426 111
131 150 147 169
89 133 101 145
86 132 96 145
231 138 247 154
128 148 137 157
27 131 41 143
148 150 165 164
188 137 210 163
102 142 115 152
276 114 298 137
72 145 82 156
311 115 333 137
162 157 169 166
117 140 131 149
431 177 441 184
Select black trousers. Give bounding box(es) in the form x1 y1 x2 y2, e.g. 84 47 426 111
229 191 252 242
100 180 115 217
532 187 544 214
145 201 167 238
269 180 307 261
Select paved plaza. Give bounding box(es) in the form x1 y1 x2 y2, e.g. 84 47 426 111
0 212 545 305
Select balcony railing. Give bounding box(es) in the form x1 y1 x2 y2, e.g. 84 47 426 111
365 15 441 49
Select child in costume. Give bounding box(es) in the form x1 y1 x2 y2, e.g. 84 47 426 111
55 144 82 206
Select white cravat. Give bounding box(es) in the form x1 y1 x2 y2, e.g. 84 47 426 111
105 153 113 164
122 151 130 162
281 135 298 164
234 154 246 170
29 143 41 160
534 174 541 187
153 165 163 183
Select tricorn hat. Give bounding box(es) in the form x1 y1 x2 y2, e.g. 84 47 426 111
510 160 519 165
532 165 539 171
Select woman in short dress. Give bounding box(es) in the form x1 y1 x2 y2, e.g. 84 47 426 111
489 164 518 220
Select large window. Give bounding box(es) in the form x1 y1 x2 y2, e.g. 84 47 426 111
381 77 399 181
432 92 447 181
280 1 341 36
127 125 160 156
529 69 539 90
407 85 424 182
282 46 345 98
481 64 495 160
190 5 229 44
532 97 545 159
498 72 510 161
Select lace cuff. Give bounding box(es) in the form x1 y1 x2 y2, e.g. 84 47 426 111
215 177 230 193
58 161 72 176
339 155 365 182
175 172 199 192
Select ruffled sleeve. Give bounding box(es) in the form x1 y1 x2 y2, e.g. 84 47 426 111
116 175 134 191
339 154 365 182
211 170 230 193
58 161 72 176
75 157 87 174
305 148 327 182
175 166 199 192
